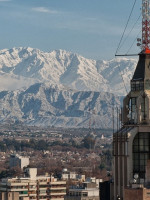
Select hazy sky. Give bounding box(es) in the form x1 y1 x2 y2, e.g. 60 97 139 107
0 0 142 60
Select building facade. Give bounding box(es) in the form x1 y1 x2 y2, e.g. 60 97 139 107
0 192 19 200
61 169 85 182
0 168 66 200
113 53 150 199
9 154 29 169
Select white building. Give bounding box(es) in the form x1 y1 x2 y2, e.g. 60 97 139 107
62 169 85 182
9 154 29 169
85 177 103 186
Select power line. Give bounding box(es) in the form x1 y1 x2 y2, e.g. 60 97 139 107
119 14 141 52
115 0 137 55
126 30 141 54
117 64 128 95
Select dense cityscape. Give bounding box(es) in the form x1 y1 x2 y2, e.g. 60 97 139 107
0 124 112 200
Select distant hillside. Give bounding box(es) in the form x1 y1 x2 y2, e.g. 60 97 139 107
0 83 122 129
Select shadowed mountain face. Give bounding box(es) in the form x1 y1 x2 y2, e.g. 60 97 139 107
0 47 137 95
0 83 122 129
0 47 136 128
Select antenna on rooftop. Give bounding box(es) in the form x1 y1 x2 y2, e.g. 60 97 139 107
116 0 150 56
142 0 150 53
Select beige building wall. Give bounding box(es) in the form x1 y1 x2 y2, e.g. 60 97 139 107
124 187 150 200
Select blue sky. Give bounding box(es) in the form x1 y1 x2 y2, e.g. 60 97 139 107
0 0 141 60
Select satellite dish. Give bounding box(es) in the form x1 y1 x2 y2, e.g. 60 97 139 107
134 174 139 179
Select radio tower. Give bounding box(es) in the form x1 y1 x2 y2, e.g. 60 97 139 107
142 0 150 53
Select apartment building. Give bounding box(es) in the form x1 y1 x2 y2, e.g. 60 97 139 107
0 168 66 200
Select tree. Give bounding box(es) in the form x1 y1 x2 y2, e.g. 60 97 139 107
99 163 106 170
82 135 95 149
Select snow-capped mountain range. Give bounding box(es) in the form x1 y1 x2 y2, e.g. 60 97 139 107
0 47 137 95
0 47 138 128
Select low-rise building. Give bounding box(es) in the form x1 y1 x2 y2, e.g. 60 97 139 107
85 177 103 186
0 168 66 200
62 169 85 182
65 182 99 200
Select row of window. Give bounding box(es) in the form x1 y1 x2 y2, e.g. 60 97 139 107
133 132 150 179
128 97 146 122
131 80 150 91
69 192 88 197
131 82 144 91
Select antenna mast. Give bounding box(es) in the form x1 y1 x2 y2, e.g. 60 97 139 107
142 0 150 53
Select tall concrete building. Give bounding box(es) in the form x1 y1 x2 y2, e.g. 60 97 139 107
113 0 150 199
113 53 150 200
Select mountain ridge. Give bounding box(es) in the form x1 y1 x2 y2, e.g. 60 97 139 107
0 47 138 128
0 82 122 129
0 47 137 95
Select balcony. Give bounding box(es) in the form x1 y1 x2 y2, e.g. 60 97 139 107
50 187 66 190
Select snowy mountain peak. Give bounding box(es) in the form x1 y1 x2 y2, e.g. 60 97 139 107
0 47 139 128
0 47 138 95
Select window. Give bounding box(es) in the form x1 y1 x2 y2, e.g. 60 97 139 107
133 132 150 179
136 82 140 90
82 193 87 197
129 97 137 122
140 82 144 90
131 83 136 91
141 97 146 120
131 81 144 91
